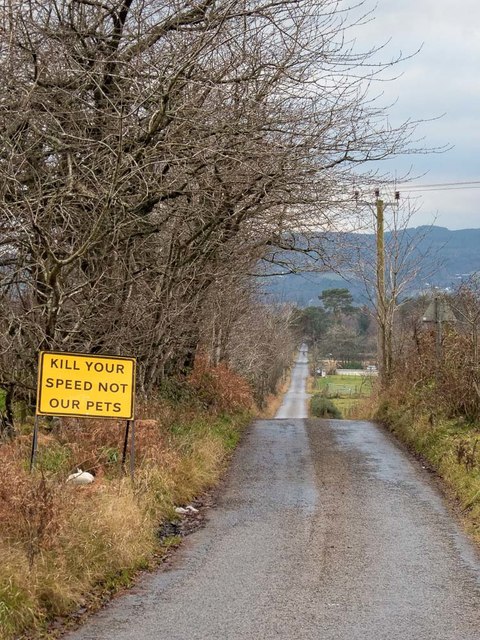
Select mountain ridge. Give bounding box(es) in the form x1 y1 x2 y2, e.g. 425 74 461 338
265 225 480 306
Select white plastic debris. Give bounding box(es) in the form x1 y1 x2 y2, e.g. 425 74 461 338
66 469 95 485
185 505 199 514
175 505 199 515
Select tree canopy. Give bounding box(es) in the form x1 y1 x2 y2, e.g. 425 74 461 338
0 0 425 433
320 289 355 316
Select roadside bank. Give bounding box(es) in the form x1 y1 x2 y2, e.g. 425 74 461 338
0 364 254 640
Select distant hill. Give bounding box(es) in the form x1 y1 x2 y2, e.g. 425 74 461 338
263 226 480 306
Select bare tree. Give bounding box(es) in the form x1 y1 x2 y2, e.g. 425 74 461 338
0 0 429 433
351 194 435 383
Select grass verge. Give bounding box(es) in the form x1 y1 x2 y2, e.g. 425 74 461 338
0 410 251 640
377 402 480 544
258 369 292 419
0 360 254 640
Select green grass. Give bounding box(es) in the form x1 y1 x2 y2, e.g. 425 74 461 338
169 412 247 451
36 443 72 474
378 403 480 543
310 395 342 419
0 581 37 639
333 398 361 417
312 374 374 418
314 374 373 397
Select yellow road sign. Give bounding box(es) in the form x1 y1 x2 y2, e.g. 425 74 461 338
36 352 136 419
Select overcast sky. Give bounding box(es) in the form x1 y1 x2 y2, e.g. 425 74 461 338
350 0 480 229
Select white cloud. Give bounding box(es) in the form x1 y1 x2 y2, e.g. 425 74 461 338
345 0 480 228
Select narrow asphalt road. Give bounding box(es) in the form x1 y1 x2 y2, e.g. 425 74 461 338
66 350 480 639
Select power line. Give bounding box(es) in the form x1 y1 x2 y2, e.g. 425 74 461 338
397 180 480 193
354 179 480 198
401 185 480 193
399 180 480 189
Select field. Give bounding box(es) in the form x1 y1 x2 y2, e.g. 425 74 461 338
312 374 375 418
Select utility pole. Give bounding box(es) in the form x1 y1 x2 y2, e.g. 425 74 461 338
354 187 400 386
434 295 442 367
375 189 386 383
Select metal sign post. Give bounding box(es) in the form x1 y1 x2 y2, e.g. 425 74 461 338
122 419 131 470
121 419 136 481
129 419 136 482
29 415 40 472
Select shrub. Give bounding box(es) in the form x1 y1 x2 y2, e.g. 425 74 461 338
340 361 363 370
310 395 342 418
187 355 254 413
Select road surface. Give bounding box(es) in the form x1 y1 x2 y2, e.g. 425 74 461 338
66 350 480 639
275 346 309 419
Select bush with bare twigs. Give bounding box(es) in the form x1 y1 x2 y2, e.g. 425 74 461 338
377 287 480 543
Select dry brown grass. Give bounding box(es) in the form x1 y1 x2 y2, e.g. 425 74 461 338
0 360 253 640
257 369 292 419
188 355 254 413
376 330 480 546
0 475 156 638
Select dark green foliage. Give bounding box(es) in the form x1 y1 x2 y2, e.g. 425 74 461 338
357 307 371 335
319 288 355 316
310 394 342 418
292 306 331 342
158 378 196 405
340 361 363 369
